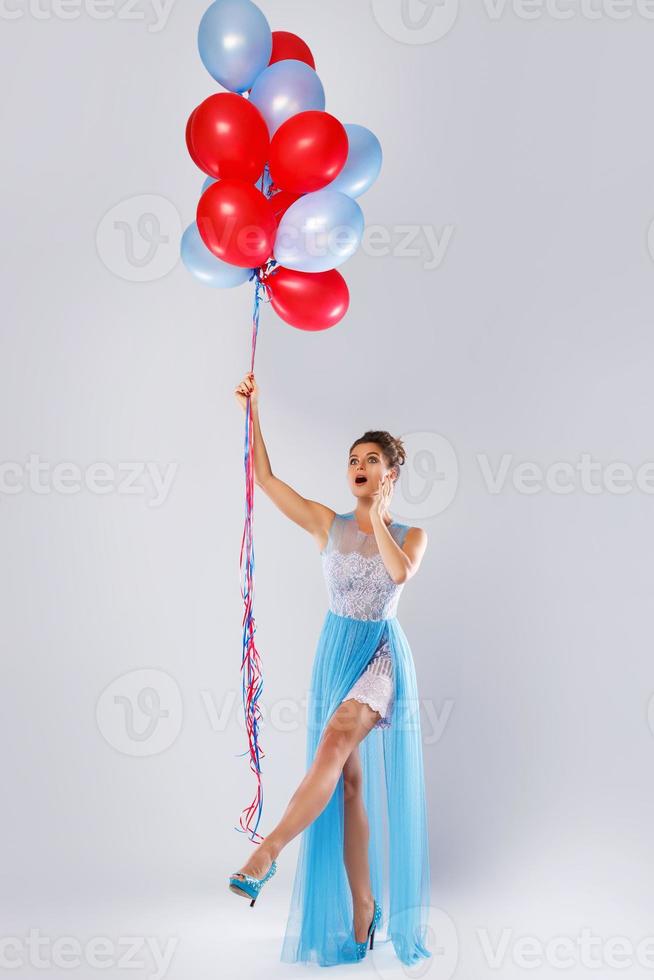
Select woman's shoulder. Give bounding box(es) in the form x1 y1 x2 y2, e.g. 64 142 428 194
392 521 427 546
403 524 427 539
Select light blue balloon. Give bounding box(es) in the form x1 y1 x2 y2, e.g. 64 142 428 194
249 59 325 136
181 222 253 288
273 190 364 273
198 0 272 93
326 124 383 199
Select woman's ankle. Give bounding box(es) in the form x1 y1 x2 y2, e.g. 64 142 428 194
261 836 281 861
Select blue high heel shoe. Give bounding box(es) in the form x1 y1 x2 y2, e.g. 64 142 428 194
355 898 381 960
228 859 278 907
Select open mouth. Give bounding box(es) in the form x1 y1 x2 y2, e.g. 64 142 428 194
355 476 367 485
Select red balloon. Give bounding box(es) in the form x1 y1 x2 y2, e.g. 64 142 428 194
185 108 206 171
269 111 349 194
197 180 277 268
190 94 270 184
269 189 301 225
270 30 315 69
263 267 349 331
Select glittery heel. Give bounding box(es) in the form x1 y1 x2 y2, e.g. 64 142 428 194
355 898 381 960
228 859 277 907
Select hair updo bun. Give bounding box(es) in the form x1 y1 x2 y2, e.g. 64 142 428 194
349 431 406 478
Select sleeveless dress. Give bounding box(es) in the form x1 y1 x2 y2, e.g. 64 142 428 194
280 511 432 968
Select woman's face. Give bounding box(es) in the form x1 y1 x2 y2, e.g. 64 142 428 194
347 442 395 498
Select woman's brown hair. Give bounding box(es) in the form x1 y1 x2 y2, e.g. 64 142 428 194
348 431 406 478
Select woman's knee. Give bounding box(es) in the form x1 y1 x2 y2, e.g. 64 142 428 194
315 726 353 774
342 752 363 802
314 700 379 774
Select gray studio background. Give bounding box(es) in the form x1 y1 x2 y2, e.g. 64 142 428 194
2 2 653 978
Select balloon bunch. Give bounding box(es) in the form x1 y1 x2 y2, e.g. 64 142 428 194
181 0 382 846
181 0 382 332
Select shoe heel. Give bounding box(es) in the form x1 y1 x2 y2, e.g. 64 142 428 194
228 858 277 908
370 927 375 950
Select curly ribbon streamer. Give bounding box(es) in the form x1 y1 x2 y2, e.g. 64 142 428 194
235 276 266 845
234 163 276 845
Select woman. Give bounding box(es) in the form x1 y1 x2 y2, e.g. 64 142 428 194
230 371 432 967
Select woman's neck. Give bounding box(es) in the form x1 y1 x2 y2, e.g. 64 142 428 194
353 503 392 532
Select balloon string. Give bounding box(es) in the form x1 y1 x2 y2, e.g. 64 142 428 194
235 277 267 845
235 165 276 846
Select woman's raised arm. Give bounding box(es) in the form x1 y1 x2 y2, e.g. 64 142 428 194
235 372 335 548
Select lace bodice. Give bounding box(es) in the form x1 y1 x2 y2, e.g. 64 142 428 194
321 512 411 621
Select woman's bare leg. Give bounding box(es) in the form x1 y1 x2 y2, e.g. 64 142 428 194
231 696 380 921
342 742 376 943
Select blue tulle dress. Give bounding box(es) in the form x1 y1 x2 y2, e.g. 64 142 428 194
280 511 432 968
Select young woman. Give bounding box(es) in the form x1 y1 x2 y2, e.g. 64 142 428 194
229 371 432 967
